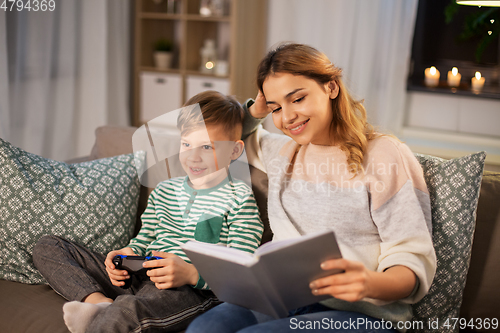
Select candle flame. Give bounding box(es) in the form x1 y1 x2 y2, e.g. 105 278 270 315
452 67 458 76
475 71 481 80
430 66 437 75
205 61 214 70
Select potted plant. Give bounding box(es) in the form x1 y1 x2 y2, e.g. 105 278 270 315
153 38 174 69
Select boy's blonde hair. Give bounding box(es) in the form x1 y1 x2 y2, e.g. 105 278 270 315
177 91 244 141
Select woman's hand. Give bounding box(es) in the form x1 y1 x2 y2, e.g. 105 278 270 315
309 259 373 302
143 251 199 289
248 91 269 119
309 259 417 302
104 247 137 287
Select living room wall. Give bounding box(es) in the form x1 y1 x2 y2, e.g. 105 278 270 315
262 0 500 171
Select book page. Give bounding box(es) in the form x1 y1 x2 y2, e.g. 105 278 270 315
255 230 335 257
182 241 257 266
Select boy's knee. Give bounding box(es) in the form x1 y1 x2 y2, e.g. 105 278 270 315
34 234 64 249
32 235 65 265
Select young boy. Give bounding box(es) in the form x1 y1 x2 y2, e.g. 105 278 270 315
33 91 263 333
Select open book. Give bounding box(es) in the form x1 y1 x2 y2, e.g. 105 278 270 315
182 230 342 318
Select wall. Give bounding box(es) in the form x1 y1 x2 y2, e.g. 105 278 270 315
262 0 500 170
402 91 500 171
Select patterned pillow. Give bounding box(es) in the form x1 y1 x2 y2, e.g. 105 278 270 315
0 138 140 284
409 152 486 333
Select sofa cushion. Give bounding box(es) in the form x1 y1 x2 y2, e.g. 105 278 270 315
89 126 149 237
460 170 500 324
409 152 486 332
0 138 141 284
0 279 68 333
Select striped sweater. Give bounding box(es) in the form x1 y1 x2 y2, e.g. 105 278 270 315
242 100 436 330
127 176 263 289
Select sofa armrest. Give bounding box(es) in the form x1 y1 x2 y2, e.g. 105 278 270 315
90 125 138 160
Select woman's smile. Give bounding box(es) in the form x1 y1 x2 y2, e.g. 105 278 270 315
287 119 310 135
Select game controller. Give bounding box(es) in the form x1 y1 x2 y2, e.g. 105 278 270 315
112 255 162 289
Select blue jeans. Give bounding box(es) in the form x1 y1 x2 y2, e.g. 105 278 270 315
186 302 398 333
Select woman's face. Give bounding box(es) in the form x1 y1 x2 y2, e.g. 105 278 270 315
262 73 339 146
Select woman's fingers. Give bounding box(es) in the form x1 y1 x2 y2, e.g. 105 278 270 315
314 288 365 303
250 90 270 118
311 270 356 288
320 258 363 271
309 258 371 302
311 276 367 302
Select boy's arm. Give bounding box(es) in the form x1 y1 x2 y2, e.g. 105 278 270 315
226 190 264 254
127 190 158 256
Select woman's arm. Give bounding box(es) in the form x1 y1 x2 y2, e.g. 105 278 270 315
309 259 417 302
248 91 269 118
242 92 293 175
242 91 269 140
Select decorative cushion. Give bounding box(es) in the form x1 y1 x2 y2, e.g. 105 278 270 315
409 152 486 333
0 138 141 284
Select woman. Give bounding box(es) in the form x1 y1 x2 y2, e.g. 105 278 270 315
186 43 436 333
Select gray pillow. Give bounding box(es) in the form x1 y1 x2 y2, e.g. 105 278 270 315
410 152 486 333
0 138 140 284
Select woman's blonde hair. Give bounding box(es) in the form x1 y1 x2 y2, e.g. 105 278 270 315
256 43 379 174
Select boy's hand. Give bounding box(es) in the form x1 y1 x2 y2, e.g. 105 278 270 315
104 247 136 287
144 251 199 289
248 91 269 119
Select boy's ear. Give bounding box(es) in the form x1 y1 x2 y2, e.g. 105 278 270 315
231 140 245 160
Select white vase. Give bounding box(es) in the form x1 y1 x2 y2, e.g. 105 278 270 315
154 52 173 69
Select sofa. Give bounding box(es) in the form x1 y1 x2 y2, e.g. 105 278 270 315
0 125 499 333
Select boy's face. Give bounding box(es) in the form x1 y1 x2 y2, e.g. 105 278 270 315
179 124 243 189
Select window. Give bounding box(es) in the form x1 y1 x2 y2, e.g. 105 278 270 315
408 0 499 99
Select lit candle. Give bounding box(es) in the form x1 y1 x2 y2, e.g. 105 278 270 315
424 66 440 87
447 67 461 87
471 71 485 92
